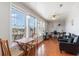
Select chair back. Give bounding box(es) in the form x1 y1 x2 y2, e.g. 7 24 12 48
0 39 11 56
0 38 4 56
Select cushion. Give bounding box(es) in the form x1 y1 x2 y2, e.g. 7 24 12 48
73 36 78 43
76 36 79 43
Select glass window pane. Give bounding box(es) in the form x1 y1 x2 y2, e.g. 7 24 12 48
11 8 26 40
28 16 35 37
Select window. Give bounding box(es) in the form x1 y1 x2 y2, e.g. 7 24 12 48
28 16 46 39
37 20 45 37
10 7 46 41
34 18 38 38
28 16 38 38
11 8 26 40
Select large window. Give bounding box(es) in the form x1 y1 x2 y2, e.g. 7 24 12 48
11 8 26 40
28 16 38 38
37 20 45 37
10 7 46 41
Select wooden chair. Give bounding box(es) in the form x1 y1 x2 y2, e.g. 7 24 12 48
0 38 4 56
0 39 11 56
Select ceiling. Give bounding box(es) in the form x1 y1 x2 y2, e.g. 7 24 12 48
23 2 76 21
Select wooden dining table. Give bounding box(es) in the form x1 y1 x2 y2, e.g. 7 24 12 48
12 38 38 56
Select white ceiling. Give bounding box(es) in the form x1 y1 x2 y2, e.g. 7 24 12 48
23 2 76 21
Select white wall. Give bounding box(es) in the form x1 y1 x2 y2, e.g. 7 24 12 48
65 3 79 35
0 3 10 40
47 20 65 32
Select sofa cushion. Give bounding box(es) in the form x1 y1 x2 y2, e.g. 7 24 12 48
73 36 78 43
76 36 79 43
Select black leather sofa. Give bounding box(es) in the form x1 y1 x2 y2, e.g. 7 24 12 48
59 33 79 55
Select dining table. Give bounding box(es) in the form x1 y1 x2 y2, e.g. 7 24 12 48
12 37 38 56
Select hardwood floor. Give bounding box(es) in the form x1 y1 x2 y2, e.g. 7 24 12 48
35 38 74 56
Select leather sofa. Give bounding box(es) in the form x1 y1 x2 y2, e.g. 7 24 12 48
59 33 79 55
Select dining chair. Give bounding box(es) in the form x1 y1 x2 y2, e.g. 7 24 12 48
1 39 11 56
0 38 4 56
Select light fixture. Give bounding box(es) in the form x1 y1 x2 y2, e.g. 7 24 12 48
52 17 56 20
52 15 56 20
53 15 56 18
49 4 63 20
